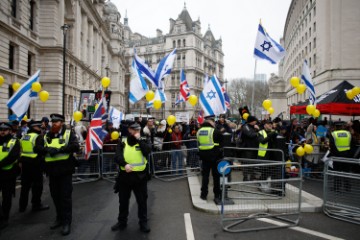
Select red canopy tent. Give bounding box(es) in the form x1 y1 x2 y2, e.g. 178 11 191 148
290 81 360 116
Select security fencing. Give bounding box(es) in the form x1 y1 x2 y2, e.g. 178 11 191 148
323 157 360 225
150 147 201 181
101 144 118 182
73 145 101 184
220 161 302 233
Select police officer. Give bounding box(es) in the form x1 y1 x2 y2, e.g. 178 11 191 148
328 122 356 192
196 115 223 204
19 120 49 212
44 114 79 236
0 122 20 230
112 123 151 233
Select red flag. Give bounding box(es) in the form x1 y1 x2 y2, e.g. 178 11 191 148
197 110 204 124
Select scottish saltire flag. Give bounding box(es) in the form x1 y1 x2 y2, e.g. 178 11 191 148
146 88 167 108
109 106 124 129
84 97 108 159
301 60 316 105
134 48 177 88
197 110 204 124
254 23 286 64
7 70 40 120
199 75 226 116
221 86 231 110
175 69 190 105
129 59 149 104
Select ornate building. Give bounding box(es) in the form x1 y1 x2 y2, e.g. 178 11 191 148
124 4 224 119
0 0 127 121
276 0 360 117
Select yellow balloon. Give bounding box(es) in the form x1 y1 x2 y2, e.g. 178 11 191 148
39 90 49 102
296 84 306 94
290 77 300 88
153 99 162 109
111 131 120 140
262 99 272 110
296 146 305 157
12 82 21 91
167 115 176 125
31 82 42 92
306 105 316 115
168 129 173 134
101 77 111 88
304 144 314 154
346 90 355 100
0 75 4 86
312 109 320 118
22 115 28 121
352 86 360 96
242 113 249 120
73 111 83 122
188 95 198 106
268 107 275 114
145 90 155 101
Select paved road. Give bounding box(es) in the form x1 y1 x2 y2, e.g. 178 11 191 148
0 177 358 240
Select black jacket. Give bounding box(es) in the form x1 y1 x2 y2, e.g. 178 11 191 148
0 134 20 178
198 122 224 161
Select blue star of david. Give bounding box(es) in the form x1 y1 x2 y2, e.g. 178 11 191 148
260 41 272 52
206 90 216 100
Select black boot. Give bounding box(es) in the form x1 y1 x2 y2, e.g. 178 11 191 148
111 222 127 231
32 204 50 212
139 222 151 233
61 224 71 236
50 219 62 230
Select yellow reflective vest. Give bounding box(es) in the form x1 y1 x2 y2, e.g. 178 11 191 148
258 130 268 157
21 133 38 158
332 130 351 152
120 141 147 172
44 130 71 162
197 127 219 150
0 139 17 170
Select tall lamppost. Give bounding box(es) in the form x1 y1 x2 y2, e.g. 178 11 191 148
61 24 70 116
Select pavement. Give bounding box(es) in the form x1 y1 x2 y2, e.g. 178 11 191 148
187 171 323 214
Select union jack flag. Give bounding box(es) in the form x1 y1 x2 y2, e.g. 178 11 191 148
175 69 190 105
84 97 108 159
222 86 231 110
197 110 204 124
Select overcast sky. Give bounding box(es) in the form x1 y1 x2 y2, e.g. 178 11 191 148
112 0 291 80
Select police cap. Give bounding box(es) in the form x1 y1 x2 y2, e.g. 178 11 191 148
128 123 141 130
0 122 12 130
204 115 215 121
29 120 42 128
50 113 65 122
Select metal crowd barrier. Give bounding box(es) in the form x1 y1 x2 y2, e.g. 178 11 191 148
73 146 101 184
323 157 360 225
150 142 201 181
220 161 302 233
101 144 118 182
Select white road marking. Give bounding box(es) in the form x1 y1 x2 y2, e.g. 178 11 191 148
259 218 345 240
184 213 195 240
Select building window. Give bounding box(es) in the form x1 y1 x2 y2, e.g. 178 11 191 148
309 57 312 67
309 28 311 37
27 52 34 76
183 39 186 47
313 7 316 16
173 40 176 48
313 22 316 32
313 70 316 77
11 0 17 18
313 54 316 64
309 42 311 52
9 44 15 70
29 0 35 30
177 39 181 48
313 37 316 48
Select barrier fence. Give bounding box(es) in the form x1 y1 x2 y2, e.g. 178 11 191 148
73 146 101 184
323 157 360 225
220 161 302 233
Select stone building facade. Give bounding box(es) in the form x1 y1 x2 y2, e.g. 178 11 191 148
275 0 360 117
0 0 127 121
123 4 224 119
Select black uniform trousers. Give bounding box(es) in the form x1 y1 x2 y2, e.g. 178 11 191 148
0 175 17 220
117 171 148 225
19 163 44 210
49 174 73 225
201 159 220 198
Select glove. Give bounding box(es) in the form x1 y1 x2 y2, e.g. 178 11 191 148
60 146 67 153
47 147 60 157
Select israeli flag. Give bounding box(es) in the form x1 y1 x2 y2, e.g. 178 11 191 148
301 60 316 105
109 106 124 129
146 88 167 108
199 75 226 116
7 70 40 119
254 23 286 64
134 50 157 87
129 59 149 104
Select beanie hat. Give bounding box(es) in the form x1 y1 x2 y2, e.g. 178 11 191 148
247 116 258 123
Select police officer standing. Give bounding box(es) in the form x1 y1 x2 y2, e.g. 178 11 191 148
0 122 20 230
44 114 79 236
196 115 223 204
112 123 151 233
19 120 49 212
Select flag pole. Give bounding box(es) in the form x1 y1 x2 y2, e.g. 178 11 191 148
250 59 257 115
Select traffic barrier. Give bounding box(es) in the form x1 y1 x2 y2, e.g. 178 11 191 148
323 157 360 225
220 161 302 233
73 145 101 184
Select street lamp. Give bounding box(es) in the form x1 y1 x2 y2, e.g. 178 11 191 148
61 24 70 116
